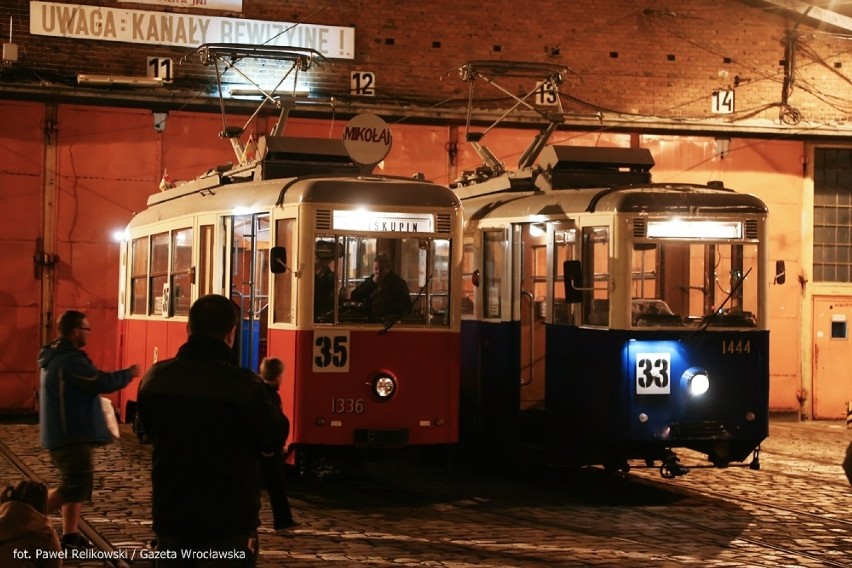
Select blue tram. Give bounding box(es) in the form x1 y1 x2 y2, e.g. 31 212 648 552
455 145 783 476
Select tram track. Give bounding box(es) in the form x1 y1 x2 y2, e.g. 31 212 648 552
0 436 137 568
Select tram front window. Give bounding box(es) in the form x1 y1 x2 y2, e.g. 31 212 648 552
631 241 759 328
313 236 451 327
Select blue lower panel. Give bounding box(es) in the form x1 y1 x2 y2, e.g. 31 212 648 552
545 327 769 464
460 320 520 448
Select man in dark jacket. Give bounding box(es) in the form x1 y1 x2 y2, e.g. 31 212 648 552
38 310 141 553
138 294 289 567
351 252 411 319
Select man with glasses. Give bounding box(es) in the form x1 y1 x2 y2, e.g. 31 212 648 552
37 310 141 554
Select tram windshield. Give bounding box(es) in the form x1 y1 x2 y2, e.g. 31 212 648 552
313 235 451 326
631 241 759 328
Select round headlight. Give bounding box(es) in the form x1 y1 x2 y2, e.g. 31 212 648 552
372 374 397 399
689 372 710 396
681 367 710 397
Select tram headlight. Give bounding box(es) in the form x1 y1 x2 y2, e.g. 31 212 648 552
682 367 710 397
371 373 397 400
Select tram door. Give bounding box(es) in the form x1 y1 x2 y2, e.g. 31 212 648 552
812 296 852 419
228 213 271 371
516 223 547 411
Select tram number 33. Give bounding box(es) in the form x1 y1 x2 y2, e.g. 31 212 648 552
313 331 350 372
636 353 671 395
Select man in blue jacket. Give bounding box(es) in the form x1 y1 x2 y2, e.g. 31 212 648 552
138 294 289 566
38 310 141 553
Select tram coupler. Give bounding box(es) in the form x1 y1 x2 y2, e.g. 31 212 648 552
659 450 689 478
749 446 761 471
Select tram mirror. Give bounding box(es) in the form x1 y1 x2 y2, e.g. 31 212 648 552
563 260 583 303
774 260 786 285
472 269 480 287
270 246 288 274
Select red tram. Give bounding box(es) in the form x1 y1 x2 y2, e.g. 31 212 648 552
116 46 462 469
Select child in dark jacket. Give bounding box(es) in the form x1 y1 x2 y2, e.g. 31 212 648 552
258 357 297 530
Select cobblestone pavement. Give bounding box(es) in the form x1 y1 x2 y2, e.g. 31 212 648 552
1 418 850 567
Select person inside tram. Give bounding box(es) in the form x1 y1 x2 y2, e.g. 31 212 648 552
314 254 336 322
351 252 411 319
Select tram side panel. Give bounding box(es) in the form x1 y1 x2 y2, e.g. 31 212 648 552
459 320 521 451
119 318 191 421
545 326 625 464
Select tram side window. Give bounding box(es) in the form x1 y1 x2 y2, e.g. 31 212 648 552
583 227 610 326
273 219 293 323
171 228 193 316
198 225 214 297
552 227 577 324
150 232 169 316
428 239 451 325
461 238 475 316
483 231 504 319
130 236 149 315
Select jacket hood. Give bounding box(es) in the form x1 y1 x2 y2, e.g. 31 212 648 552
0 501 55 541
37 338 75 369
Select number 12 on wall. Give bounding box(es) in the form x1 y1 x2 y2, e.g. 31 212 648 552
351 71 376 96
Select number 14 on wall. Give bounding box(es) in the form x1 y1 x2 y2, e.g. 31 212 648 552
712 90 735 114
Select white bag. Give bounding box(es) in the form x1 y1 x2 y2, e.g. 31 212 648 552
100 396 120 441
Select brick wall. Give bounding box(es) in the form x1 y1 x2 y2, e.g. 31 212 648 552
3 1 850 130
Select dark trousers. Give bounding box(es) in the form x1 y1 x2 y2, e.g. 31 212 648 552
259 452 293 528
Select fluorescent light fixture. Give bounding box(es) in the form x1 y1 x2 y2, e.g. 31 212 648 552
229 87 309 97
647 219 742 239
77 74 164 87
333 210 435 233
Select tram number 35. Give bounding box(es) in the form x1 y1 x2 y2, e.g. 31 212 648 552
313 331 350 372
636 352 671 395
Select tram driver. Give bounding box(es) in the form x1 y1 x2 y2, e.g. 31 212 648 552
314 253 336 322
351 252 411 319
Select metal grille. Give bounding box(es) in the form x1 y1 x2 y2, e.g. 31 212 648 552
745 219 758 239
315 210 332 231
670 421 728 439
633 218 646 238
813 148 852 283
436 213 452 234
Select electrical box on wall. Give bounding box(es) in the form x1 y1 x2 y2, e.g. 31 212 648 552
2 42 16 62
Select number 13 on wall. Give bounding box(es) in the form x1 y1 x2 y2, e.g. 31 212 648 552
313 331 350 372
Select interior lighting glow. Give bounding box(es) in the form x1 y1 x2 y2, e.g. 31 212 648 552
529 223 546 237
232 206 253 215
647 219 742 239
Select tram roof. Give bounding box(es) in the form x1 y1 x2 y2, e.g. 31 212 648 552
462 183 768 223
128 175 460 229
